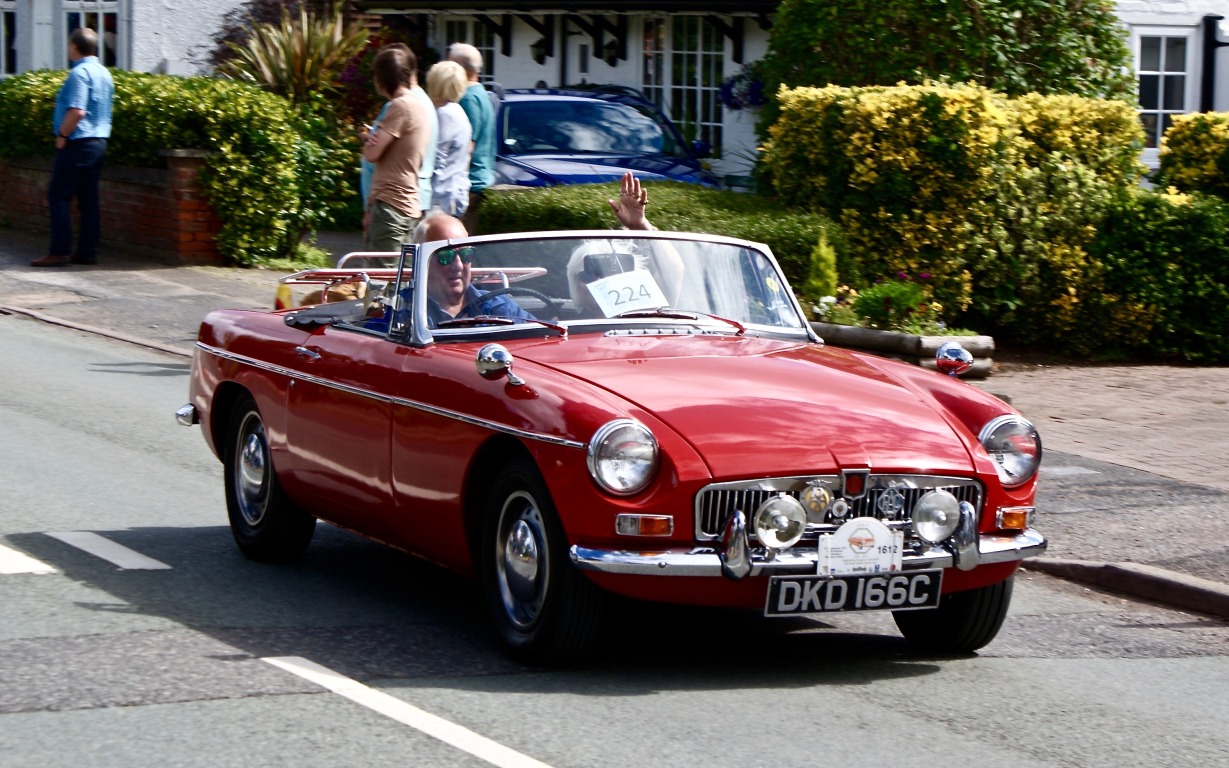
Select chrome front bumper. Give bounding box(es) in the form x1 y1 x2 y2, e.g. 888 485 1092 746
570 508 1046 581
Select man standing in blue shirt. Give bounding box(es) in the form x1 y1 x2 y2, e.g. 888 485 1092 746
447 43 495 234
32 28 115 268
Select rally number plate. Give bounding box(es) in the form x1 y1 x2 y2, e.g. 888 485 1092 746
764 570 943 616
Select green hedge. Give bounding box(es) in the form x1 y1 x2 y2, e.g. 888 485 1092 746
762 82 1144 343
0 70 356 266
1078 188 1229 363
478 182 839 298
1156 111 1229 199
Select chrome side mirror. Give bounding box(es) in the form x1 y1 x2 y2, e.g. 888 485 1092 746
476 344 524 386
935 341 974 378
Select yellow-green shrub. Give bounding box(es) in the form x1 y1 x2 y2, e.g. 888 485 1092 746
762 82 1145 345
1156 112 1229 199
764 82 1013 316
977 94 1143 341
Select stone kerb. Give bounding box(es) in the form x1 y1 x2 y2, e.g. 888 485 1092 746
811 321 996 378
0 149 222 265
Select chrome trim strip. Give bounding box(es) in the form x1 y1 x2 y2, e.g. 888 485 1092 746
569 528 1047 578
195 342 586 450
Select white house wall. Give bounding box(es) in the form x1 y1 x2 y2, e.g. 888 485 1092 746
129 0 247 75
9 0 245 75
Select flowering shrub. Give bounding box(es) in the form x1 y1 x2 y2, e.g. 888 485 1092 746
719 62 767 111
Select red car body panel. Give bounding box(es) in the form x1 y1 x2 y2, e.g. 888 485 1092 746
190 306 1037 602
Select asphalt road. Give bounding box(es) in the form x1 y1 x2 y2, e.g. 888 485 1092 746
2 313 1228 768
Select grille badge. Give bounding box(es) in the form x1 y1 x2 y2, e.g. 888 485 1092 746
877 487 906 519
842 469 870 499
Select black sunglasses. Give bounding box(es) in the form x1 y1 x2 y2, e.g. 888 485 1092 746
435 246 475 265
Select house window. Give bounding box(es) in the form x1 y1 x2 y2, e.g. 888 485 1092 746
2 2 16 76
64 1 119 67
442 18 496 82
642 16 723 155
1134 27 1199 152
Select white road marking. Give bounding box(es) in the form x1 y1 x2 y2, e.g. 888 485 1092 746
0 543 58 574
1043 466 1101 477
263 656 553 768
43 531 172 570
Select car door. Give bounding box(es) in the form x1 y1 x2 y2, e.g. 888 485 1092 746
386 340 505 572
282 322 404 539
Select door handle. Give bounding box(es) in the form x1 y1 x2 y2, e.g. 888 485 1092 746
295 346 321 362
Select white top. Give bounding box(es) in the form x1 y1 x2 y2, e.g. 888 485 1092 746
433 101 473 217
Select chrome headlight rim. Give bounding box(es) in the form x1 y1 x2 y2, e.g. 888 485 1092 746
586 419 659 496
978 414 1042 488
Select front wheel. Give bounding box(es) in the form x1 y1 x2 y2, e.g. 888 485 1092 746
893 577 1014 654
480 459 603 664
223 395 315 563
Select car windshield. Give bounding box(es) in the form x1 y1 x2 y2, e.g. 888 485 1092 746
501 100 686 157
397 233 809 339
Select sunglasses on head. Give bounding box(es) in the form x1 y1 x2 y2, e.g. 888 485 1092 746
435 246 475 265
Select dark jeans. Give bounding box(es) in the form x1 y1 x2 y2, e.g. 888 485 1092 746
48 138 107 260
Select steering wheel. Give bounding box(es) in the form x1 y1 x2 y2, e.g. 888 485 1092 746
458 286 563 321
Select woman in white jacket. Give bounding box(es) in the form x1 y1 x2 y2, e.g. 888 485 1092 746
426 60 473 218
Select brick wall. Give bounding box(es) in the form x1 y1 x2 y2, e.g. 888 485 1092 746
0 149 223 265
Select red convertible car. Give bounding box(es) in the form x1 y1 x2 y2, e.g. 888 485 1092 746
177 230 1045 663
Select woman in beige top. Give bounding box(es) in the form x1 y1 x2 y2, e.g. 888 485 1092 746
363 45 431 252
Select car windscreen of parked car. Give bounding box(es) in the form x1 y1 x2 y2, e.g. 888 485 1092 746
500 100 687 157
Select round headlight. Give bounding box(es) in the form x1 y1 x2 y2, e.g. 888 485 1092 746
979 415 1042 488
912 489 961 544
587 419 658 495
753 494 808 550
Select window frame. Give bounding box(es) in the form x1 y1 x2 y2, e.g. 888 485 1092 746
441 16 497 83
1131 24 1201 166
1 1 17 77
641 15 724 158
62 0 122 69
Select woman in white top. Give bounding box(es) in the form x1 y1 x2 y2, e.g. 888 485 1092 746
426 60 473 218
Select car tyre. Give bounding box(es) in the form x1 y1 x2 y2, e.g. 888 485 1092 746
481 458 604 665
893 577 1013 654
224 395 315 563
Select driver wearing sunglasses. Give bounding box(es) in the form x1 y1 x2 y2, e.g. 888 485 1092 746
421 212 536 327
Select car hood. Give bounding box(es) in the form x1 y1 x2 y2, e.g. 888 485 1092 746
495 153 715 187
520 336 976 478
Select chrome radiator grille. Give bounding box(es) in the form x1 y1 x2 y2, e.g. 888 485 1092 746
695 474 983 541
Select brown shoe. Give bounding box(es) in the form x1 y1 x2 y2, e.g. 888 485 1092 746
30 255 70 267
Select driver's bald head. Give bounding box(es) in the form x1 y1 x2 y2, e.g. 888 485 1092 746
416 211 468 243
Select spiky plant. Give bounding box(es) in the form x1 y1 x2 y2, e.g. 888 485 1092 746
217 2 369 106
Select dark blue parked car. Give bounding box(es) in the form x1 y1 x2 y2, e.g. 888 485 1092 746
494 88 719 188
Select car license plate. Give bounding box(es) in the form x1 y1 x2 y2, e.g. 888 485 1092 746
764 570 943 616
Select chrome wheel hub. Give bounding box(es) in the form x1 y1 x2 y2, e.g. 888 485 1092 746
496 491 547 629
503 519 541 602
236 415 269 527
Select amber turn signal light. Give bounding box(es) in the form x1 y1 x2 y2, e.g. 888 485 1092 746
615 514 674 536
